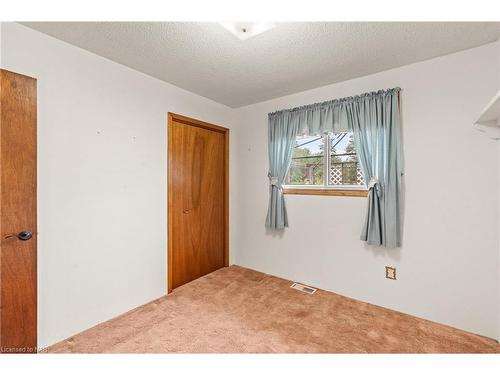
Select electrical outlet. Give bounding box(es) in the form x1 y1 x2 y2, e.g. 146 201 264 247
385 266 396 280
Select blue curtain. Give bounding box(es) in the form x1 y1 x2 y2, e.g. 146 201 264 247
347 90 402 248
265 113 301 229
266 88 402 247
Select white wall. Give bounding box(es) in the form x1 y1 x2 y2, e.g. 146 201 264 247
1 22 237 348
234 42 500 339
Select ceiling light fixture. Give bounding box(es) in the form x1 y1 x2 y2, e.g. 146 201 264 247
219 22 276 40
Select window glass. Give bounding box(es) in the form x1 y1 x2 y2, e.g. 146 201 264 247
328 132 365 186
284 132 365 188
285 135 324 185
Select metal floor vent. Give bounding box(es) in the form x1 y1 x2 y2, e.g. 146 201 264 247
290 282 317 294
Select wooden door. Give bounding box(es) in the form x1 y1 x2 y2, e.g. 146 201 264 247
168 113 228 292
0 69 37 353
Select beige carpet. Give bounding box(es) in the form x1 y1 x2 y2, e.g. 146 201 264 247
47 265 499 353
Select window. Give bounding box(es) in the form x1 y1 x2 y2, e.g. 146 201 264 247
284 132 367 196
285 134 324 186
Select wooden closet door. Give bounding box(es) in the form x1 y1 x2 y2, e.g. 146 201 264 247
168 113 228 292
0 69 37 353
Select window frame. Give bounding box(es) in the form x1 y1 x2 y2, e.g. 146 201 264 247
283 132 368 197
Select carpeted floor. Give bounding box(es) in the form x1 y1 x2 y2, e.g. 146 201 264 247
46 265 499 353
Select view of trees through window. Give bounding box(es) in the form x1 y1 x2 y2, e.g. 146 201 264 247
286 135 324 185
285 132 365 187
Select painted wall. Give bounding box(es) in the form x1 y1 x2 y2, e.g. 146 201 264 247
1 22 237 348
233 42 500 339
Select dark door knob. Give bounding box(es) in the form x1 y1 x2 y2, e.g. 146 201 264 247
17 231 32 241
3 231 33 241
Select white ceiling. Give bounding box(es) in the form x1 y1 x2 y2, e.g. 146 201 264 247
22 22 500 108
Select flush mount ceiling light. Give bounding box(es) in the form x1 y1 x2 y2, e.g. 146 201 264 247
219 22 276 40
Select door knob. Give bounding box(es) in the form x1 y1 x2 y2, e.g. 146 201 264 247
182 209 190 214
17 231 33 241
3 231 33 241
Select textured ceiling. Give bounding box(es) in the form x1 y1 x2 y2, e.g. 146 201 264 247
21 22 500 108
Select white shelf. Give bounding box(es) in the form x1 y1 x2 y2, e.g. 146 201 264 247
474 90 500 140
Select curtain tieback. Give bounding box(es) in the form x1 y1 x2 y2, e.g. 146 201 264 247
268 173 280 187
367 176 378 189
367 176 381 197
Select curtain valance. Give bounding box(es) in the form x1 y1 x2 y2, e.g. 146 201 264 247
268 87 401 137
265 87 402 248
